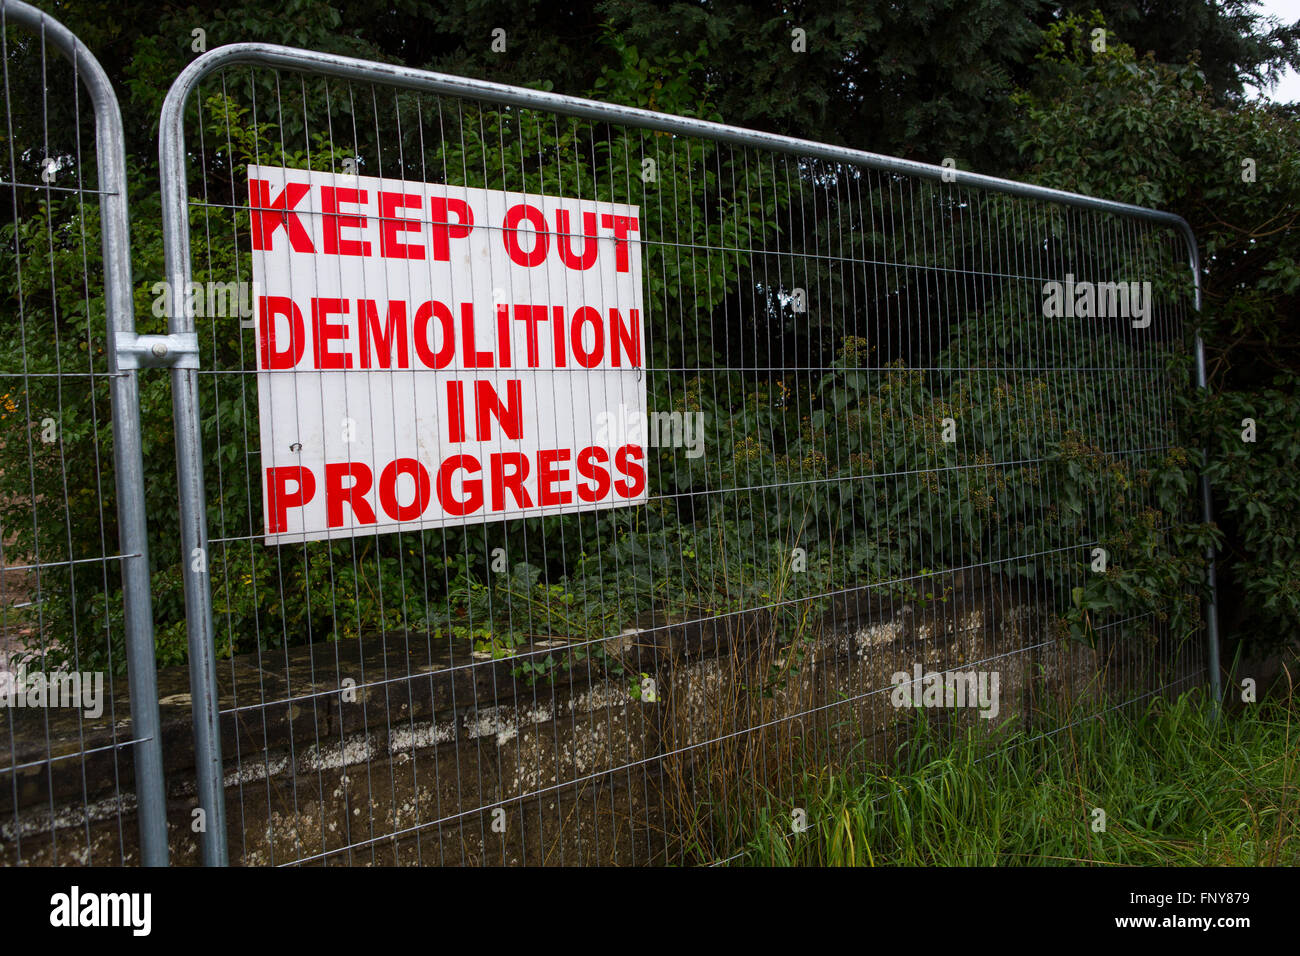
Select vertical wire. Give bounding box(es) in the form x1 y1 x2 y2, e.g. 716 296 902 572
638 122 668 867
56 29 96 861
540 108 577 868
465 97 493 864
0 0 20 862
665 129 693 859
1016 191 1045 723
506 99 535 865
1072 202 1105 703
209 65 249 865
830 158 858 779
708 136 744 858
542 109 574 867
388 84 427 867
737 143 768 854
1108 211 1136 696
366 79 405 865
195 51 231 865
789 150 828 801
917 175 948 747
1048 197 1075 721
611 115 640 865
245 65 285 864
662 126 691 864
431 94 470 866
1020 191 1046 726
281 66 313 865
32 17 57 863
347 79 381 866
222 65 267 865
986 190 1015 725
309 73 342 863
867 166 897 783
839 161 871 768
69 30 127 864
410 90 448 869
1007 191 1037 727
932 175 959 737
489 98 517 864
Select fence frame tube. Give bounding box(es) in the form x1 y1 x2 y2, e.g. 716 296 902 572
159 41 1223 863
2 0 169 865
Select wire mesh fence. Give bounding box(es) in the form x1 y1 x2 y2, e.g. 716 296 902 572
0 0 166 867
0 5 1218 866
154 48 1214 866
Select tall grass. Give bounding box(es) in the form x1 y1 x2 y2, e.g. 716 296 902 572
734 685 1298 866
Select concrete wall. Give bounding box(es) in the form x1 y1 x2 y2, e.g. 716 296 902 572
1 571 1201 865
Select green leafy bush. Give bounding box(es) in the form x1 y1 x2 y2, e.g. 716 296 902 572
0 23 1236 685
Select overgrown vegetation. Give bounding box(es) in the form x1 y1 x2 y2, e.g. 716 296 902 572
1014 15 1300 652
735 684 1298 866
0 5 1295 689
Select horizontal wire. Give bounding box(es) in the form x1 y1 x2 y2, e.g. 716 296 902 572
0 734 156 775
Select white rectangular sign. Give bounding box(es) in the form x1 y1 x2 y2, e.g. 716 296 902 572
247 165 648 544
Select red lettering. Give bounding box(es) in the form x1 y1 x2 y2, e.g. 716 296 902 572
413 300 456 369
446 381 466 443
321 187 372 257
359 300 409 369
378 191 424 260
600 213 639 272
610 307 641 367
576 446 610 502
571 306 604 368
258 296 305 370
474 379 523 440
325 461 376 527
429 197 473 261
555 209 598 270
490 452 532 510
552 305 567 367
461 303 494 368
511 305 550 368
538 448 572 506
436 455 483 516
378 458 432 522
311 298 351 369
496 304 512 368
502 203 549 267
249 180 315 253
613 444 646 498
266 466 316 534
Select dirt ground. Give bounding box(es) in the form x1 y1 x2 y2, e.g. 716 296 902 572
0 523 39 669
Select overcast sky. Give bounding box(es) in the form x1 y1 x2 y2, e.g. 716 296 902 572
1248 0 1300 101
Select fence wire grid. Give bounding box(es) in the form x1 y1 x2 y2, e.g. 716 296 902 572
1 1 166 867
0 11 1217 867
156 50 1211 866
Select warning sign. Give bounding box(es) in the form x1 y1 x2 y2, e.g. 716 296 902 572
247 165 648 544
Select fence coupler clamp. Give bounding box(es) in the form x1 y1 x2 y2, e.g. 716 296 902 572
116 332 200 370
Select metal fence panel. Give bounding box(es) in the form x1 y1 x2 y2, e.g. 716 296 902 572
160 44 1219 866
0 0 166 866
